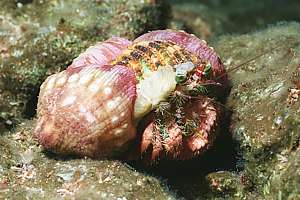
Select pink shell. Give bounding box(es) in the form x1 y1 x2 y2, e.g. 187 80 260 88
68 37 132 71
34 64 137 158
135 30 228 86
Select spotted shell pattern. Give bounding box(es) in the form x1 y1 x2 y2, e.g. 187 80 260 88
35 65 136 158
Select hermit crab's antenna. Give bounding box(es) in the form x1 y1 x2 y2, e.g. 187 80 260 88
215 41 300 81
189 41 300 111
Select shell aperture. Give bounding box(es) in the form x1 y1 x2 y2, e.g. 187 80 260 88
134 66 177 120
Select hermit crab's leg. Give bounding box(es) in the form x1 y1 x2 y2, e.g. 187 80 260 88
163 123 183 159
140 120 155 154
68 37 132 71
151 128 164 162
140 122 164 162
179 98 222 160
134 29 227 86
137 115 184 162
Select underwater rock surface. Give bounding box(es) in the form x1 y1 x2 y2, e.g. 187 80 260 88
169 0 300 42
168 2 228 41
0 0 169 132
217 22 300 199
0 120 175 200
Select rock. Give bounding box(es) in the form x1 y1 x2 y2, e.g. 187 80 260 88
169 0 300 41
206 171 245 197
0 0 169 132
168 2 228 41
0 120 176 199
215 22 300 199
266 147 300 199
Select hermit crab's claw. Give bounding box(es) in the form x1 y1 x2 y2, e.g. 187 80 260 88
135 29 228 87
34 64 137 158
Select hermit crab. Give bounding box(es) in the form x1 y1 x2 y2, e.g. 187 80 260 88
34 30 228 164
